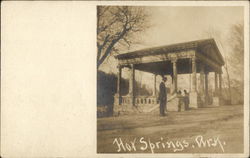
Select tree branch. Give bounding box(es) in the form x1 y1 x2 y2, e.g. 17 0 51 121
97 26 130 68
96 6 149 69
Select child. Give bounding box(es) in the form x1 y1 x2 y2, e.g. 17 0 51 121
177 90 183 112
184 90 189 110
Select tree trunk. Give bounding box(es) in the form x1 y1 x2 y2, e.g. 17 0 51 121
224 60 232 104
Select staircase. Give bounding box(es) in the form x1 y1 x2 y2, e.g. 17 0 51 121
114 94 183 115
148 94 180 113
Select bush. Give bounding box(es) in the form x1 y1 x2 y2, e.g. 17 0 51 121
97 70 151 117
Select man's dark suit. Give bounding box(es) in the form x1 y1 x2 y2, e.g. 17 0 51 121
159 81 167 116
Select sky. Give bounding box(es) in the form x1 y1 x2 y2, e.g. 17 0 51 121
99 6 244 92
143 6 243 46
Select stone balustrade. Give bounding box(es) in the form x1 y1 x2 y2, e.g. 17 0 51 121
114 95 158 106
134 96 158 105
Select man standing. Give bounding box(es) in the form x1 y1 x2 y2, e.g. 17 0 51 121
158 76 167 116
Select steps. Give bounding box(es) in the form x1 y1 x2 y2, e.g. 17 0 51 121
114 94 182 115
148 94 180 113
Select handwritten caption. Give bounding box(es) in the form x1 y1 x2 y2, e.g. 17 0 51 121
113 135 226 153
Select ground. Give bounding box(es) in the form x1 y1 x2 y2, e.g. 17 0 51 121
97 104 244 153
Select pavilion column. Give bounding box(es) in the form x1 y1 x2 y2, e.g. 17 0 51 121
212 71 220 106
171 59 178 94
191 57 197 92
129 64 135 106
200 65 205 94
116 65 122 105
153 74 157 96
189 57 198 108
189 74 192 92
204 71 209 105
219 72 222 96
200 65 205 106
214 72 218 96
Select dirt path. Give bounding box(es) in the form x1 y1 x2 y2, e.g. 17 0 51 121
97 105 244 153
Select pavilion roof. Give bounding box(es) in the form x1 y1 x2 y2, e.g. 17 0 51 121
116 38 225 65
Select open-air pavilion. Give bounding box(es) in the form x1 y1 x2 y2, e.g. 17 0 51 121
114 38 225 113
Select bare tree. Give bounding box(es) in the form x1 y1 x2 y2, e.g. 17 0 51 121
203 28 232 102
97 6 149 69
228 23 244 81
227 23 244 99
203 23 244 104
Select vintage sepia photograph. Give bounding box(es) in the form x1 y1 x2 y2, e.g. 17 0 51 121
97 5 246 154
1 1 249 157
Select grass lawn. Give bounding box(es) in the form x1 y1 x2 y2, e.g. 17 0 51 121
97 104 244 153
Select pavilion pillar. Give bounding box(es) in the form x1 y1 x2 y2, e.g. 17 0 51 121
153 74 157 96
191 58 197 92
214 72 218 96
211 71 220 106
189 57 198 108
116 65 122 105
212 71 220 106
200 64 205 106
218 71 224 105
200 65 205 93
128 64 135 106
114 65 123 113
171 59 177 94
189 74 192 92
204 71 209 105
219 73 222 94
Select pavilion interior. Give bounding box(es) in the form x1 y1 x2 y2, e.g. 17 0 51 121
134 58 214 75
